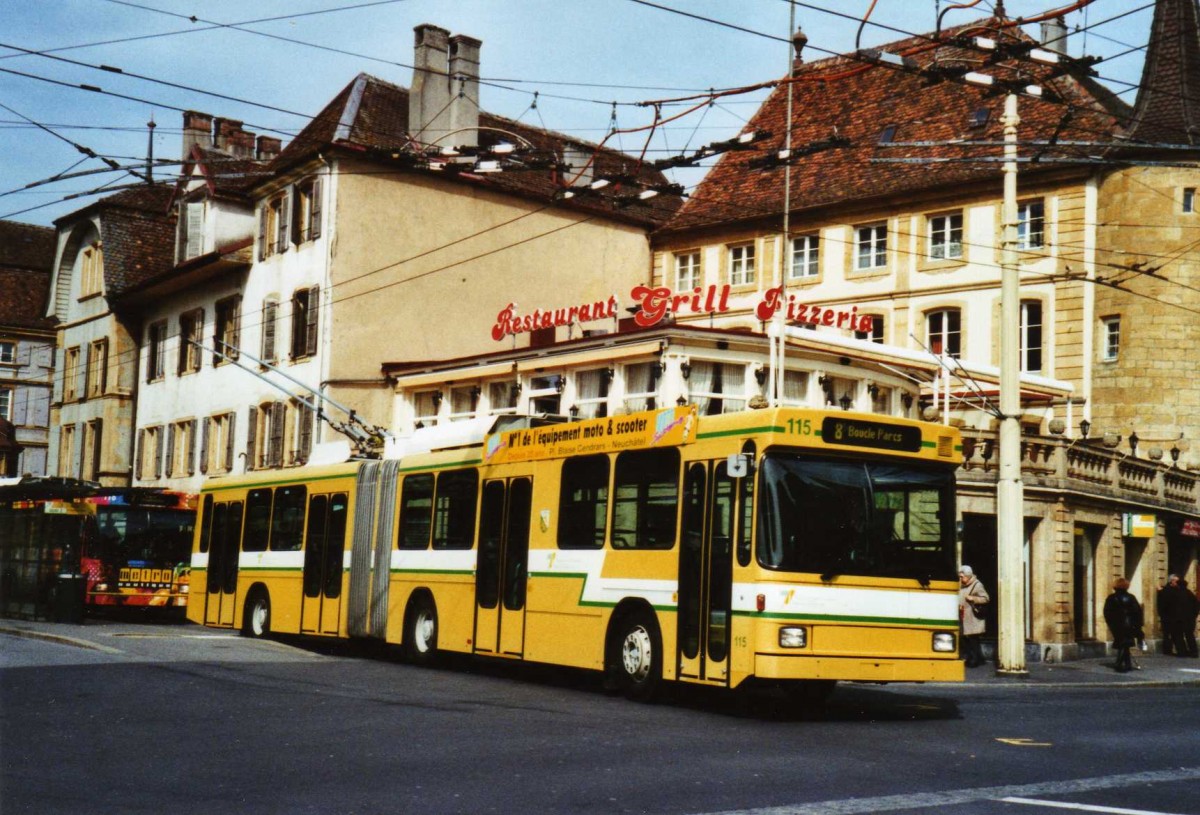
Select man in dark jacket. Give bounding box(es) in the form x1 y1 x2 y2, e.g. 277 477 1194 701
1104 577 1144 673
1157 574 1186 656
1179 578 1199 658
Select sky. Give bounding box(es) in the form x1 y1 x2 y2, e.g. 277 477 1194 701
0 0 1156 229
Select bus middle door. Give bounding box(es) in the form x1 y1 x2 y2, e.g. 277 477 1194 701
204 500 243 628
301 492 348 635
474 477 532 657
677 461 735 685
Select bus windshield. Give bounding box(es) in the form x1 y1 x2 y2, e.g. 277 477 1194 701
756 453 956 583
90 507 195 568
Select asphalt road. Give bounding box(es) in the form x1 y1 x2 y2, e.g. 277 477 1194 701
2 620 1198 815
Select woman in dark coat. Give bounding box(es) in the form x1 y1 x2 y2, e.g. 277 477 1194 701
1103 577 1144 673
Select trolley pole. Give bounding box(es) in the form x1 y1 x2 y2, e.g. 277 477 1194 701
996 91 1028 676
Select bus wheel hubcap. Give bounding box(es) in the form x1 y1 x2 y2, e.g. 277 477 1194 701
622 626 652 682
416 614 434 652
252 603 267 634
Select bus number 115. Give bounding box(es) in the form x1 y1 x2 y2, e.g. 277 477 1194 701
786 418 813 435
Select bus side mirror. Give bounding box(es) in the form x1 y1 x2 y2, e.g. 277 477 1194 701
727 453 753 479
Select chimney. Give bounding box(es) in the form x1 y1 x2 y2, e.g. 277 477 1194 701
448 34 481 148
182 110 213 158
214 118 243 153
256 135 282 161
562 143 593 186
1040 16 1068 56
409 24 452 149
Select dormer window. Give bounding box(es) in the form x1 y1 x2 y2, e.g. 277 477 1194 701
179 200 205 262
970 108 991 129
878 124 897 144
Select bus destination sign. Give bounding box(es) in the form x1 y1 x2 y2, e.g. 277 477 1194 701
822 417 923 453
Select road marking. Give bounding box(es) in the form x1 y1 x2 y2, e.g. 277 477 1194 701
690 767 1200 815
1179 668 1200 674
996 737 1053 747
1002 797 1189 815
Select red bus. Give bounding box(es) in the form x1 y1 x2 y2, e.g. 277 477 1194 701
0 478 196 620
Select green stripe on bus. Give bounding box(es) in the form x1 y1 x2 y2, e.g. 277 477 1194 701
732 609 957 627
696 425 782 440
390 568 472 576
201 471 354 493
529 570 674 612
397 458 482 473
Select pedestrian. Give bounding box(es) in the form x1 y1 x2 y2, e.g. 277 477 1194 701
1157 574 1187 656
1180 578 1199 658
1103 577 1144 673
958 565 989 668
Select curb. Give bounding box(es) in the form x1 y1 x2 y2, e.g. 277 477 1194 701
0 625 122 654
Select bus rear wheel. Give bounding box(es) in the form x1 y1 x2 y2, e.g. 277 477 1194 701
242 589 270 638
611 611 662 702
404 596 438 665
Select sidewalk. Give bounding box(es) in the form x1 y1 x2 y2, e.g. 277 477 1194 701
4 616 1200 688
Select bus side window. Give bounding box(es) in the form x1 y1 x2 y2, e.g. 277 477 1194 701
433 469 478 550
270 485 307 551
558 454 609 549
612 448 680 550
398 474 433 550
198 494 214 553
736 441 755 567
324 493 348 598
243 488 272 552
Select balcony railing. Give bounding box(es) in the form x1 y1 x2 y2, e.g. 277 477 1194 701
958 429 1200 512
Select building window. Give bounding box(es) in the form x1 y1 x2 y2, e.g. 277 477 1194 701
136 425 164 481
855 314 885 343
574 368 611 419
199 412 236 474
179 200 204 261
871 385 892 414
926 308 961 358
687 361 746 416
855 223 887 270
0 387 11 421
0 341 15 365
1102 316 1120 362
290 286 319 360
146 320 167 382
80 242 103 297
86 339 108 398
1184 188 1196 214
1021 300 1043 373
623 361 660 413
928 212 963 260
260 299 278 363
82 419 103 481
178 309 204 374
59 424 77 478
449 385 479 422
789 235 819 279
528 374 563 415
293 177 323 244
488 381 518 415
413 390 442 427
1018 199 1045 249
166 419 197 478
214 296 241 364
675 251 700 290
728 243 756 286
259 192 290 260
63 346 81 402
247 401 286 470
289 400 314 465
779 370 809 406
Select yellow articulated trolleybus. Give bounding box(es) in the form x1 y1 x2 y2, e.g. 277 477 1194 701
187 406 964 701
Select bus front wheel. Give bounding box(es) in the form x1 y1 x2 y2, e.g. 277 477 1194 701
242 589 270 638
405 596 438 665
611 611 662 702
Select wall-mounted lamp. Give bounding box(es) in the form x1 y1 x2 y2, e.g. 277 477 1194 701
1079 418 1091 439
680 360 691 380
603 367 615 384
1128 431 1139 457
569 404 580 418
431 390 443 409
839 393 852 411
676 395 688 406
901 392 914 411
470 385 481 409
511 380 522 398
867 383 880 400
1171 444 1182 464
556 375 565 394
754 365 766 386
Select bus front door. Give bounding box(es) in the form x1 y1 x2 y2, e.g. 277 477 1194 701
474 477 532 657
301 493 348 635
204 501 243 628
677 461 735 685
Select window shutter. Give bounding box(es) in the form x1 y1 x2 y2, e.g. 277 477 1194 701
277 193 290 253
99 341 108 393
187 419 197 475
258 204 268 260
73 423 83 479
269 401 286 468
185 202 204 259
177 317 188 375
91 420 103 481
290 291 304 360
305 286 319 357
310 177 323 240
135 429 145 480
199 417 210 475
298 405 314 465
231 297 241 358
245 405 258 470
166 424 177 477
261 301 277 361
154 428 164 479
225 411 236 473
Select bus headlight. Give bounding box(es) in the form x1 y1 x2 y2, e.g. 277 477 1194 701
779 626 808 648
932 632 956 652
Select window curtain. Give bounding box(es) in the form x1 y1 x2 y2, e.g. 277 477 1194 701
624 363 651 412
721 364 746 413
689 361 715 416
783 370 808 405
576 369 602 418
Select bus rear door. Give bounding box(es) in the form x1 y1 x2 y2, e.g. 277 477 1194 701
301 492 348 635
474 477 532 657
677 461 735 685
204 500 242 627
